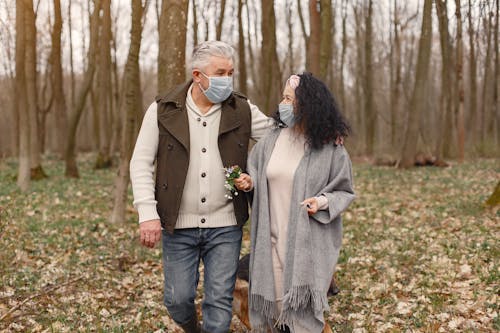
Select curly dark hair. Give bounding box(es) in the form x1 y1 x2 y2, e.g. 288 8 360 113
274 72 351 150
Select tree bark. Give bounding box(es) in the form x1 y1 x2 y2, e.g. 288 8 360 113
260 0 282 115
389 0 402 147
400 0 432 168
191 0 198 46
455 0 465 162
307 0 321 75
110 0 144 224
364 0 376 155
157 0 189 93
435 0 454 160
493 0 499 147
339 0 347 111
65 0 102 178
467 0 477 143
215 0 226 40
237 0 247 94
480 8 492 144
95 0 113 169
319 0 332 81
16 0 30 191
24 0 46 179
51 0 68 157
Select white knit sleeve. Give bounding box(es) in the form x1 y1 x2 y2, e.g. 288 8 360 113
248 100 273 141
129 102 160 223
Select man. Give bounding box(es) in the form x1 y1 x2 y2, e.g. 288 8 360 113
130 41 272 333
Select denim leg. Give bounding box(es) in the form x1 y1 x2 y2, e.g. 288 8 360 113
162 229 201 326
200 226 242 333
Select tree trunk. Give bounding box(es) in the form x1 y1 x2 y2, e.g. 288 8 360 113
435 0 454 161
237 0 247 94
389 0 401 147
493 0 500 147
158 0 188 93
339 0 347 111
24 0 46 179
51 0 68 158
400 0 432 168
467 0 477 143
68 0 75 108
307 0 321 75
110 0 144 224
16 0 30 191
65 0 102 178
364 0 376 156
455 0 465 162
215 0 226 40
353 4 365 149
319 0 332 81
260 0 282 115
95 0 113 169
191 0 198 47
480 9 492 145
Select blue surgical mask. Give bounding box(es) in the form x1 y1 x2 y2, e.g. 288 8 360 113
199 72 233 103
278 103 295 127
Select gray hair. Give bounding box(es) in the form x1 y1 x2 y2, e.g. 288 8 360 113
191 41 235 71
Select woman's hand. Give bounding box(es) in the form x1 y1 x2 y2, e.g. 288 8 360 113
301 197 318 215
234 173 253 192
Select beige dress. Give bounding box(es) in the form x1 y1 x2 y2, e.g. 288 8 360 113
266 128 311 333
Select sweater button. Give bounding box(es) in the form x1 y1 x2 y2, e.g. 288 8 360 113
197 117 201 122
201 218 206 223
162 183 168 190
201 197 206 203
202 121 207 127
201 148 207 153
167 144 173 150
201 172 206 178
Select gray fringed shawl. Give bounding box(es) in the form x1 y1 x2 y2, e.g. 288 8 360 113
247 129 355 332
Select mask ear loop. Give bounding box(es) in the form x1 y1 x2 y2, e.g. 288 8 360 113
197 71 210 94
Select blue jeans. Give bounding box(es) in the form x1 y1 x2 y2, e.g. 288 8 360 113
162 226 242 333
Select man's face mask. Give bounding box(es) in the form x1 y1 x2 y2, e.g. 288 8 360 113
278 103 295 127
199 72 233 103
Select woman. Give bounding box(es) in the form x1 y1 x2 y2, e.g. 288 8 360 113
234 73 355 333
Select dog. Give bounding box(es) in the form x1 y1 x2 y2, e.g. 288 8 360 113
233 254 336 333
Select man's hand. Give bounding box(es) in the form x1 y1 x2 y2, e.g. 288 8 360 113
301 197 319 215
139 219 162 248
234 173 253 192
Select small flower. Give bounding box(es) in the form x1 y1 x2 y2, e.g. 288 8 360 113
223 165 242 200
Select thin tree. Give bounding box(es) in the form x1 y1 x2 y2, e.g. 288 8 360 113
480 3 492 144
260 0 282 115
467 0 478 142
389 0 402 146
400 0 432 168
435 0 454 160
319 0 333 81
16 0 30 191
339 0 348 111
51 0 68 157
455 0 465 161
95 0 113 169
364 0 376 155
67 0 75 108
493 0 499 146
191 0 198 46
65 0 102 178
215 0 226 40
24 0 46 179
157 0 189 93
110 0 145 223
237 0 247 94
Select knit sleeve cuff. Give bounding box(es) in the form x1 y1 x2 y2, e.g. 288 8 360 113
315 195 329 210
137 204 161 224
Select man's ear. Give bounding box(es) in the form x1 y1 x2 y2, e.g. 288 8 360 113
192 70 202 83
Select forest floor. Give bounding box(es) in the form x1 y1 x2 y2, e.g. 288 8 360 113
0 155 498 333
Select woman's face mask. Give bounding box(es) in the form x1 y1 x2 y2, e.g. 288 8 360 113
199 72 233 103
278 103 295 127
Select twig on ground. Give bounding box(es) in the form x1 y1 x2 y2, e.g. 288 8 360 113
0 276 83 322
